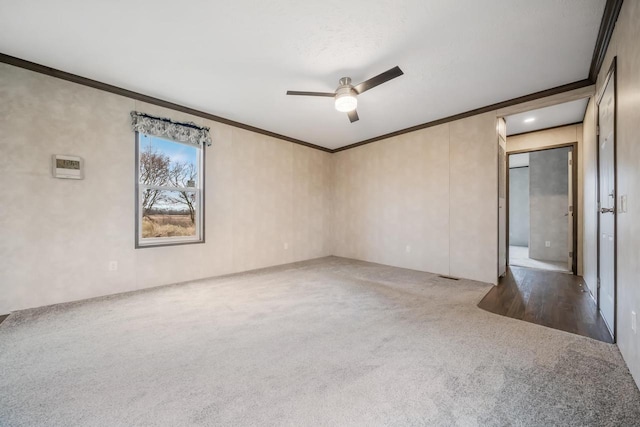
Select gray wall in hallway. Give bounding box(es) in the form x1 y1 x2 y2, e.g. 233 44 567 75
509 167 529 247
529 147 570 262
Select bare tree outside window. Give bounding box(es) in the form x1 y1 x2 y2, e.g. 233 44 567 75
139 144 170 216
167 161 198 224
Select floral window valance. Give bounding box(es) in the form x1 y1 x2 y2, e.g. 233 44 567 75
130 111 212 147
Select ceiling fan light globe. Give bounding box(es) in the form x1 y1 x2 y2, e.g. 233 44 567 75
335 94 357 112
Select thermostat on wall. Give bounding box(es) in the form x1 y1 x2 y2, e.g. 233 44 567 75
52 154 84 179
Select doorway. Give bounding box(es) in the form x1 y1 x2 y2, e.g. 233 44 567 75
507 145 577 274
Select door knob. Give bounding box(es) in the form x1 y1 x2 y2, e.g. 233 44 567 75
600 207 615 214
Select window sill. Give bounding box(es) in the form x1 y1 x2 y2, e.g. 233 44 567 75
135 238 205 249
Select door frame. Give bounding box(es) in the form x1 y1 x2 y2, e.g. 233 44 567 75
596 57 617 342
505 142 579 275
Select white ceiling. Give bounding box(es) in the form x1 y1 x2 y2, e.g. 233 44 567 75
0 0 605 149
505 98 589 136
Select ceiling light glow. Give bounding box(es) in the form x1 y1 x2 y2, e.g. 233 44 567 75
335 89 357 113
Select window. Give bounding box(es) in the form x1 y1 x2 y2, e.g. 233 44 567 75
135 133 204 247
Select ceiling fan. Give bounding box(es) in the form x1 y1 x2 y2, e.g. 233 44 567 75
286 66 404 123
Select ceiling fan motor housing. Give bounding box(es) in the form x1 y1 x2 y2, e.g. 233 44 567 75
335 78 358 112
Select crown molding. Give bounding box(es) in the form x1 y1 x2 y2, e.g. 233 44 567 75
332 80 592 152
0 53 332 153
589 0 624 83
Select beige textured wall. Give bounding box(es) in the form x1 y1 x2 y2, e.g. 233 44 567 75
588 0 640 388
506 124 585 275
449 113 499 283
333 112 498 284
0 62 499 313
0 64 333 313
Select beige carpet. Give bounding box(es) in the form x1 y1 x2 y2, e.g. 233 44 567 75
1 256 639 426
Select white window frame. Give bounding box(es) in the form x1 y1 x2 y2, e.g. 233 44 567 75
135 132 205 248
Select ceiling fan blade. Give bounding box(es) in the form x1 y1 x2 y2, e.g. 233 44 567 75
348 109 359 123
286 90 335 97
353 66 404 94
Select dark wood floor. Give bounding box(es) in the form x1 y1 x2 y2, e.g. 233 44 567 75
478 266 613 343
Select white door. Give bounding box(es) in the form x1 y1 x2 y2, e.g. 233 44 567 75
598 74 616 337
567 151 573 272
